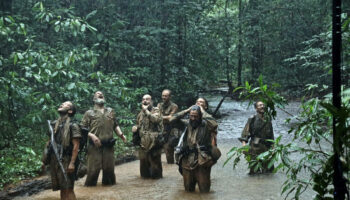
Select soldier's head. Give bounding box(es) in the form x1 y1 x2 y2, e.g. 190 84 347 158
196 97 209 110
189 105 202 129
93 91 106 105
58 101 76 117
254 101 265 114
162 89 171 103
142 94 152 106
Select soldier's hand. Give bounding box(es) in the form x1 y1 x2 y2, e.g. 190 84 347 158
132 125 138 133
199 105 205 113
242 141 246 146
142 104 148 111
92 135 101 147
121 135 127 143
163 115 171 122
67 162 75 173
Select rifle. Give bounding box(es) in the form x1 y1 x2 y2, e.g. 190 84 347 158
47 120 68 183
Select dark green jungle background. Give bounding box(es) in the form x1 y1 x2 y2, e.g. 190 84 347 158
0 0 349 191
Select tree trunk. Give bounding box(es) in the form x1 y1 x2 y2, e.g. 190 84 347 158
0 0 12 14
332 0 348 199
225 0 233 93
159 0 169 86
237 0 243 86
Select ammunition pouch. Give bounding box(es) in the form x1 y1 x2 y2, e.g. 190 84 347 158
132 130 141 146
89 138 116 147
176 146 197 157
198 145 221 161
156 134 167 147
251 137 273 147
210 145 221 161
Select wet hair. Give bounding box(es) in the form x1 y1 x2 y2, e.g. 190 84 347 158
254 100 263 108
197 97 209 110
68 102 77 117
190 105 202 119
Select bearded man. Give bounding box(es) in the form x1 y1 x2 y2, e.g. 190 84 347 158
239 101 274 174
171 105 218 193
132 94 164 179
81 91 126 186
42 101 81 200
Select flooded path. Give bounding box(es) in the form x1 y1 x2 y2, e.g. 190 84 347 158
28 97 314 200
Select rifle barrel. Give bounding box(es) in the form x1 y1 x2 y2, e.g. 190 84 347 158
48 120 68 182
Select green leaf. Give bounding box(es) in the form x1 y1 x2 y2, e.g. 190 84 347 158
54 25 60 32
17 53 24 60
13 53 18 65
67 82 75 90
86 10 97 19
81 24 86 32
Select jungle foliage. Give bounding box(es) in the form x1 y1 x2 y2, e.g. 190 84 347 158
225 79 350 199
0 0 349 195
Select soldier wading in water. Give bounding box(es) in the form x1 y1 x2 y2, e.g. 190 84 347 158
81 91 126 186
172 105 220 193
157 89 182 164
42 101 81 200
132 94 164 179
239 100 274 174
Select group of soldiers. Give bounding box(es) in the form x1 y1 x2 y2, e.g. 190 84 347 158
42 89 274 200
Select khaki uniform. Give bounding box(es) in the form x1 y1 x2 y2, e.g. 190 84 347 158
172 110 218 192
157 101 181 164
81 107 118 186
49 118 81 191
239 114 274 174
135 107 163 178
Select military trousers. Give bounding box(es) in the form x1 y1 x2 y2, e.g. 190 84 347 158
139 148 162 179
85 145 116 186
163 142 175 164
50 155 76 191
248 142 274 174
182 166 212 193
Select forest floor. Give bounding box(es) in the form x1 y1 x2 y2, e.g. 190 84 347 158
12 96 319 200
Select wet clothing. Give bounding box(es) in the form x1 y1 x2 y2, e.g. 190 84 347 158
182 166 211 192
135 106 163 178
80 107 119 186
239 114 274 173
139 148 162 178
49 118 81 191
157 101 181 164
171 109 218 192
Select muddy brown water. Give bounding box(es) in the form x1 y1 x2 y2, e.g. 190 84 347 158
26 97 317 200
